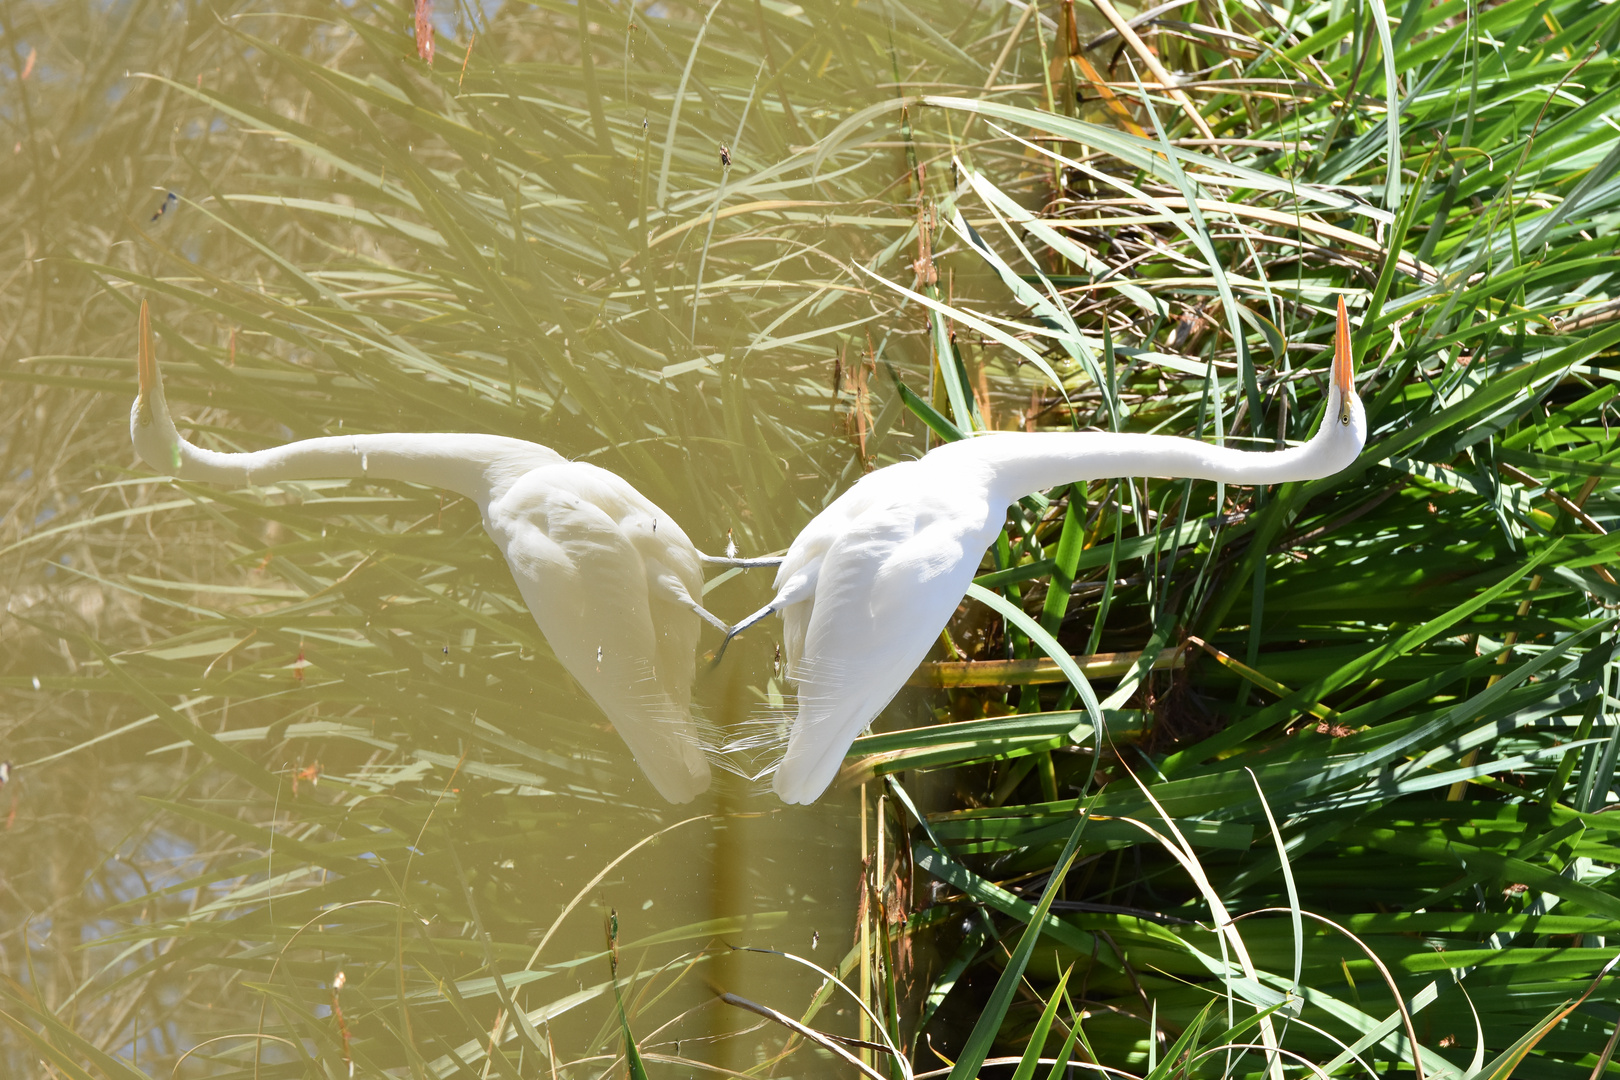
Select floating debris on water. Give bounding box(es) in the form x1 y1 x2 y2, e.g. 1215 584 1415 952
149 191 177 222
413 0 434 62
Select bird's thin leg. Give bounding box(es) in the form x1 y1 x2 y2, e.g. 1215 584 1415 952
698 553 785 568
686 599 733 636
709 602 776 667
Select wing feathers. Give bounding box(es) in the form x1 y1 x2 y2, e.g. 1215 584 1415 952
772 495 996 803
488 468 710 802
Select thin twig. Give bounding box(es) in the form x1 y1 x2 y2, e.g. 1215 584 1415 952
1086 0 1215 139
716 991 891 1080
963 0 1039 150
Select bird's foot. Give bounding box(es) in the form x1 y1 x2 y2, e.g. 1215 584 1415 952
708 603 776 668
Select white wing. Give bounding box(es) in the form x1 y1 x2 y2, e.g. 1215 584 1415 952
486 466 710 803
768 467 913 680
553 464 710 731
773 473 1002 804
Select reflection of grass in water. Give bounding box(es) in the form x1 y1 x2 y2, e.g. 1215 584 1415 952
8 0 1620 1075
0 0 995 1070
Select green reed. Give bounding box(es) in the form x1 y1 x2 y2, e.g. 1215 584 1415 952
5 0 1620 1077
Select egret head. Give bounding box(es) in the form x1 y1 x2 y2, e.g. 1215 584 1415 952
131 300 183 474
1334 296 1356 422
1326 295 1366 458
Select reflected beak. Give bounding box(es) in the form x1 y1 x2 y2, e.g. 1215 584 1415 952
138 299 156 399
1333 295 1354 424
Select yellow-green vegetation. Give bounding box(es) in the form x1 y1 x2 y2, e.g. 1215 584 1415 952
4 0 1620 1077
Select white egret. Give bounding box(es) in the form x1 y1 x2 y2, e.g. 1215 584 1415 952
130 301 775 804
731 298 1365 804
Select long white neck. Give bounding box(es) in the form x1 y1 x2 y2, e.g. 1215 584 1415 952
965 387 1366 501
132 388 561 508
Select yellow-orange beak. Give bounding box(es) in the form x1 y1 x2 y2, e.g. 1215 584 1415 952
138 299 156 398
1333 295 1354 424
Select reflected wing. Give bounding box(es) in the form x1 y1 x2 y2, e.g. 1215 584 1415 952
772 490 998 804
487 471 709 803
554 462 708 746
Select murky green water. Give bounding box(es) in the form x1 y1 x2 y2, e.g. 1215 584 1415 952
21 2 1620 1078
0 0 1104 1072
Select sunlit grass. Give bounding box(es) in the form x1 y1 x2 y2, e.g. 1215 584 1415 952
4 0 1620 1076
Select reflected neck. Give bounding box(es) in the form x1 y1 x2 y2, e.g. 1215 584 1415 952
135 407 561 506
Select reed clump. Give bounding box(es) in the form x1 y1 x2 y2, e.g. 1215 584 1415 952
4 0 1620 1077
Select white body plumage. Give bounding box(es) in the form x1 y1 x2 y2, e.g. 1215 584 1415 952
752 299 1367 804
129 303 745 803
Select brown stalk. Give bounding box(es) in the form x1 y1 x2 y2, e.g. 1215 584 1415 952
910 646 1183 687
1500 462 1612 547
1086 0 1215 140
1073 52 1147 137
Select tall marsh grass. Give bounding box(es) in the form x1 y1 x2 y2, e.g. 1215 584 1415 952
3 0 1620 1077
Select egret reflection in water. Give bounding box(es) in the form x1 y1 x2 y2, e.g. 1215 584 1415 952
129 301 778 803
